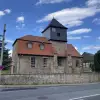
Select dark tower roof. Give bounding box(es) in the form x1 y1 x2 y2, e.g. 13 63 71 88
42 18 68 33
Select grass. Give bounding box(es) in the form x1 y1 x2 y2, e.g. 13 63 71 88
1 70 10 74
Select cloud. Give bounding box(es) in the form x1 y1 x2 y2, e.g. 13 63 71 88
33 26 44 32
80 52 83 55
66 20 83 27
86 0 100 7
68 36 81 40
39 27 44 32
22 23 25 27
93 18 100 25
75 46 78 50
0 9 11 17
16 26 20 30
5 39 14 43
9 50 12 57
36 0 71 5
83 36 91 38
82 45 100 50
16 24 25 30
37 6 100 27
98 37 100 40
17 16 24 23
0 11 5 16
16 16 25 29
4 9 11 14
68 28 92 35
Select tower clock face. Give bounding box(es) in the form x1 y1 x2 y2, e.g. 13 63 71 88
52 28 56 32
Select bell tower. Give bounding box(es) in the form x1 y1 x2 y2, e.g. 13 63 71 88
42 18 68 73
42 18 68 42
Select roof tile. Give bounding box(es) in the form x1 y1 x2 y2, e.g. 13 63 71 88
42 18 67 33
67 44 81 57
14 35 81 57
19 35 50 43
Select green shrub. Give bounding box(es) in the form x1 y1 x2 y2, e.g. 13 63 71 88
93 50 100 72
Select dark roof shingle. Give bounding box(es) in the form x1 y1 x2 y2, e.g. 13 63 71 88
42 18 67 33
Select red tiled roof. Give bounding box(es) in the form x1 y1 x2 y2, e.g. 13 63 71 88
67 44 81 57
14 35 81 57
19 35 50 43
17 40 54 56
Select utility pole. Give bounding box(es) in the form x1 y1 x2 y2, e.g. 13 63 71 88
0 24 6 66
0 24 6 83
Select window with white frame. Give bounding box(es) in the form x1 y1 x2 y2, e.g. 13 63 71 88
43 58 48 67
27 42 32 49
40 43 45 50
31 57 35 67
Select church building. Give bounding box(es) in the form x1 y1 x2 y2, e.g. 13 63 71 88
12 18 83 74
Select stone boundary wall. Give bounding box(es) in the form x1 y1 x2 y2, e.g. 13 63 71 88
0 73 100 85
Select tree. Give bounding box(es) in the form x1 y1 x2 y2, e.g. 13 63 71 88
90 63 95 72
92 50 100 72
0 43 12 70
